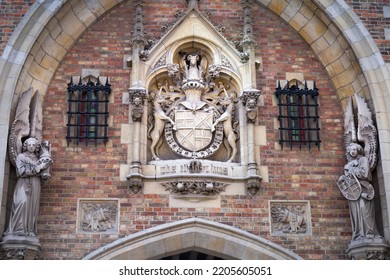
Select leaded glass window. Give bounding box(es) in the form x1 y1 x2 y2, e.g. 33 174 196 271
66 76 111 146
275 80 320 150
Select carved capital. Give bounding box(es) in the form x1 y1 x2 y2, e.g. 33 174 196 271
129 89 147 122
240 90 260 123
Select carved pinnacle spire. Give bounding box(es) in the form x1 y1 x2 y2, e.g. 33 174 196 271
241 0 256 49
132 0 146 46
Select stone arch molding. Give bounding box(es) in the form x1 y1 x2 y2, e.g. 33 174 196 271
83 217 302 259
0 0 390 237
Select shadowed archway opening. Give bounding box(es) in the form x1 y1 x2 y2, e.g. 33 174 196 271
160 250 224 260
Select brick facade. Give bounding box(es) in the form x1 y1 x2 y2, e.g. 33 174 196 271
36 1 347 260
1 0 390 260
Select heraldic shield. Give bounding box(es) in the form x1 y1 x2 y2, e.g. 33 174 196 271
174 110 214 152
337 174 362 201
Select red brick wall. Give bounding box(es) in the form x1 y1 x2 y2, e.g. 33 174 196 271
0 0 34 56
0 1 389 61
39 1 351 260
345 0 390 62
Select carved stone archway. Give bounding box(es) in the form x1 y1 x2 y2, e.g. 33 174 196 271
83 218 302 260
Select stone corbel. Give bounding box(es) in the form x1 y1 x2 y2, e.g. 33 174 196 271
246 177 261 196
127 172 144 194
346 239 390 260
240 90 260 123
129 89 147 122
0 247 41 260
239 52 250 63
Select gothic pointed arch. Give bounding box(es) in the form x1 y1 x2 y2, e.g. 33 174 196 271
83 218 302 260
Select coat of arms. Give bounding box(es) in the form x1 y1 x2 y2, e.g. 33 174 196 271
148 51 238 161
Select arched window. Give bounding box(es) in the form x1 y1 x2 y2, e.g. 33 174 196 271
275 80 320 150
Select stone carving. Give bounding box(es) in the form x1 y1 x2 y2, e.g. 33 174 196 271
131 1 147 46
0 248 40 260
129 89 147 122
246 177 261 196
127 173 144 194
148 50 238 162
149 89 176 160
221 54 234 70
211 94 238 162
79 200 118 233
338 94 389 259
189 160 202 173
270 201 309 235
240 90 260 123
154 53 167 69
1 88 53 252
162 181 227 195
337 95 382 241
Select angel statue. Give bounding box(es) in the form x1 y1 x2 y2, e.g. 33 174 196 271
1 88 53 248
337 94 382 242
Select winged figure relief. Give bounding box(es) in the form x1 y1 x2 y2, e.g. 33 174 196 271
2 88 53 242
337 94 382 241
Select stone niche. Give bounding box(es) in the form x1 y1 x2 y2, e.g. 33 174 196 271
125 4 263 206
76 199 119 234
269 200 312 236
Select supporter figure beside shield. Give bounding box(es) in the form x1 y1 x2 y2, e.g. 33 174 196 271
337 94 389 259
338 142 380 241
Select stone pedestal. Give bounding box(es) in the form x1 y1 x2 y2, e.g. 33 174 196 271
346 238 390 260
0 235 41 259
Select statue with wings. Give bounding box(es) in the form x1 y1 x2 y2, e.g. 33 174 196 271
337 94 382 241
2 88 53 245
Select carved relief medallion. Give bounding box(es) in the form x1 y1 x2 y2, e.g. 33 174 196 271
269 200 311 235
77 199 119 234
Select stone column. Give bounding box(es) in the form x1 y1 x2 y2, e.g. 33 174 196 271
240 1 262 195
127 1 147 193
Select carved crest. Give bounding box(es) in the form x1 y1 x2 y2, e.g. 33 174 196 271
174 110 214 152
149 50 238 161
337 174 362 201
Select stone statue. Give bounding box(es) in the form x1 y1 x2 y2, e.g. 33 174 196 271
1 88 53 250
211 92 238 162
148 87 176 160
337 94 381 242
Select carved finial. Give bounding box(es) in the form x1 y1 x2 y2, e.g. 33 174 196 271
241 0 256 50
132 1 146 46
187 0 199 10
